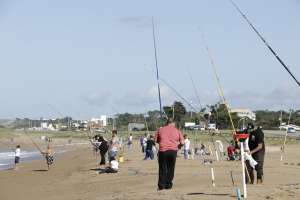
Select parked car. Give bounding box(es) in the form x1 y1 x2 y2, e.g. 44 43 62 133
287 127 296 133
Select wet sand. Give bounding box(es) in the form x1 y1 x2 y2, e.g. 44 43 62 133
0 140 300 200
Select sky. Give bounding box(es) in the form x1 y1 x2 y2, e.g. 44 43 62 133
0 0 299 119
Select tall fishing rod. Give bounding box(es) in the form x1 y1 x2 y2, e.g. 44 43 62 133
229 0 300 87
152 17 163 120
202 34 236 135
201 34 250 198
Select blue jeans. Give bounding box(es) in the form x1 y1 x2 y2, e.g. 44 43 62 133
144 149 154 160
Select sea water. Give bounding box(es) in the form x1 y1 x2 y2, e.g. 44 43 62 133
0 149 65 171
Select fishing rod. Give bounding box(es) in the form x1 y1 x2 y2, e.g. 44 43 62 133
188 71 203 111
152 17 163 120
144 64 200 114
229 0 300 87
24 129 43 154
202 34 236 135
201 33 249 199
159 77 199 113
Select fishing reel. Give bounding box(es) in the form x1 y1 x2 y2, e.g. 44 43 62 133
234 130 249 143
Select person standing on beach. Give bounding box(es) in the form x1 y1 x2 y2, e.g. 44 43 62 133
144 135 155 160
98 136 109 165
108 130 120 161
246 123 265 184
42 144 54 170
183 134 190 160
127 133 133 150
14 145 21 170
142 134 148 154
155 118 184 190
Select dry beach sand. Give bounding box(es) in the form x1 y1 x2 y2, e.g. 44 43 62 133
0 139 300 200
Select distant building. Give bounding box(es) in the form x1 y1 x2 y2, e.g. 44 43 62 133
41 122 48 130
89 116 107 129
230 108 256 121
128 123 145 131
100 115 107 127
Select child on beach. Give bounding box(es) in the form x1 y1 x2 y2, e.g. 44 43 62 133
42 144 54 169
14 145 21 170
183 134 190 159
144 135 155 160
127 133 133 150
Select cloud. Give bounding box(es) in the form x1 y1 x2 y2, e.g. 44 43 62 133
147 84 177 104
118 16 152 28
226 85 300 110
187 84 300 111
112 85 177 112
82 91 111 107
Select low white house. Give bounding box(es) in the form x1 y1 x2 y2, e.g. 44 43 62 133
230 108 256 121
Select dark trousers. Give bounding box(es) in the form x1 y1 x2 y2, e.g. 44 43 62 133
144 149 154 160
158 150 177 189
246 151 265 183
100 151 107 165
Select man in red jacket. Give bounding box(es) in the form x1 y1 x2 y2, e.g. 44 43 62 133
155 118 184 190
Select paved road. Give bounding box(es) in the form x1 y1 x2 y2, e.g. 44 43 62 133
264 130 300 138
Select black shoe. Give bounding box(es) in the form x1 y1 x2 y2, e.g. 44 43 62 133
157 185 164 191
165 184 173 189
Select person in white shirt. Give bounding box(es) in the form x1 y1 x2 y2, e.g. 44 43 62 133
127 133 133 149
14 145 21 169
183 134 190 159
99 156 119 174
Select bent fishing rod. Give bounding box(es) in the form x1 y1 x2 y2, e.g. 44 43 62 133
229 0 300 87
145 65 200 114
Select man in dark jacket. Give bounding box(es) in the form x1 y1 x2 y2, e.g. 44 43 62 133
246 123 265 184
98 136 109 165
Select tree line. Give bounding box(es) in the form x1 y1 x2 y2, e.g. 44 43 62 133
114 101 300 131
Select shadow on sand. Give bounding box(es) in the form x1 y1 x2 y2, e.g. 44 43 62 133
187 192 231 196
32 169 49 172
90 168 101 171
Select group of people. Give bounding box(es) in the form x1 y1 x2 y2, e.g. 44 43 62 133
154 119 265 190
13 142 54 170
12 118 265 190
90 130 121 173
